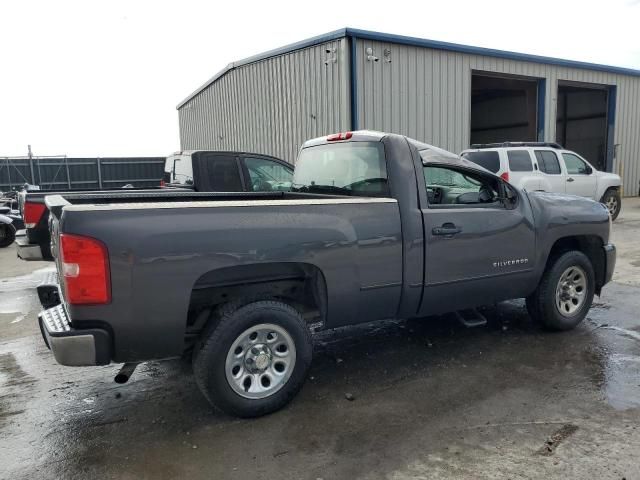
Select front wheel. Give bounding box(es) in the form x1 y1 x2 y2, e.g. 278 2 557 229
193 300 313 417
0 223 16 248
601 188 621 221
526 250 595 331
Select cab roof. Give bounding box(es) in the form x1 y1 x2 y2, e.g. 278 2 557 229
303 130 489 172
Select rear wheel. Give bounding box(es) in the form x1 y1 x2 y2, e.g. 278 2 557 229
526 250 595 331
193 300 312 417
601 188 621 221
0 223 16 248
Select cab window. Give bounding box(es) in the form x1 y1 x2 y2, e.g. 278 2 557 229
423 165 502 207
207 156 243 191
244 157 293 192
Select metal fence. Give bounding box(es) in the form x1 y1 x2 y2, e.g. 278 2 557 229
0 156 165 191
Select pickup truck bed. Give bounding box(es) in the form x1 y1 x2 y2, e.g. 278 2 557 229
17 187 199 260
37 131 616 417
17 150 294 261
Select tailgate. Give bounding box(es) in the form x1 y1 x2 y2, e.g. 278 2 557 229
44 194 69 262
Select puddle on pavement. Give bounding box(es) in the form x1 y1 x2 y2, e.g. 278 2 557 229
0 352 37 428
587 314 640 410
0 267 55 323
603 353 640 410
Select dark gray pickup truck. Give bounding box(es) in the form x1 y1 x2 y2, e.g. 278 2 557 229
37 131 615 417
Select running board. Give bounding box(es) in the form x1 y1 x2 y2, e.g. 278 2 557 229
454 309 487 328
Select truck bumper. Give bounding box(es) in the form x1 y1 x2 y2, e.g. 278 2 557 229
603 243 616 285
15 230 44 261
38 303 112 367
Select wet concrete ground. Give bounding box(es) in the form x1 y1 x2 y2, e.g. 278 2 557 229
1 199 640 480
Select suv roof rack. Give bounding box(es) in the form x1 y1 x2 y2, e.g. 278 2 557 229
469 142 564 149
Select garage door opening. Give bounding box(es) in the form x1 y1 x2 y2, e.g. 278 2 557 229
470 73 541 146
556 83 610 172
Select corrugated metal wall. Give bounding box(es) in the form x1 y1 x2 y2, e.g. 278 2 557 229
178 39 350 164
0 157 165 191
355 39 640 195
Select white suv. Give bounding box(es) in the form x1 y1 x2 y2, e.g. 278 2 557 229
461 142 622 220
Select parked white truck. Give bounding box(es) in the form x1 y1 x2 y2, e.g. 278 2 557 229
461 142 622 220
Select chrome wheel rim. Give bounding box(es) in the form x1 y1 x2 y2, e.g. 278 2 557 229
604 196 618 216
225 323 296 399
555 266 587 316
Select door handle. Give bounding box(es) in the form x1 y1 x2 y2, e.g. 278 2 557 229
567 177 575 182
432 222 462 236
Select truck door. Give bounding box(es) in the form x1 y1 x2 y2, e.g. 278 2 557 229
418 161 536 317
534 150 565 193
561 152 598 199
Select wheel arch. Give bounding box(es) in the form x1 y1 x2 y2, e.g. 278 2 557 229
185 262 328 336
598 184 620 202
544 235 607 295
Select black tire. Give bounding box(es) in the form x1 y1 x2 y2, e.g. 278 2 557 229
601 188 621 221
526 250 595 331
0 223 16 248
193 300 312 418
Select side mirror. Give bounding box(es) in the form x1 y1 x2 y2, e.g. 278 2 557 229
585 166 593 175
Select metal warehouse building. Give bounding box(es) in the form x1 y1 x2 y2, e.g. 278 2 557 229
177 28 640 195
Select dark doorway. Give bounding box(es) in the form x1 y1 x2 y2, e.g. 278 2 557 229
471 73 540 145
556 84 609 171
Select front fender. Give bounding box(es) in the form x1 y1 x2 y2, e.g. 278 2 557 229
526 191 610 278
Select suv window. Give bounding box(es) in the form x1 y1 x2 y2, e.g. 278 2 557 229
461 151 500 173
424 165 501 207
562 153 591 175
507 150 533 172
244 157 293 192
535 150 561 175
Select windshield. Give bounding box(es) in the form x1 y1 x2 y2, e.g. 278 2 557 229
292 142 389 197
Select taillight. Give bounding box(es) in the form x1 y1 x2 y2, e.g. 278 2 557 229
327 132 353 141
500 172 510 182
24 202 46 228
60 234 111 305
160 179 166 187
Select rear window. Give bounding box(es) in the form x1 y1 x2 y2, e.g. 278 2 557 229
535 150 561 175
206 156 243 191
461 151 500 173
292 142 389 197
507 150 533 172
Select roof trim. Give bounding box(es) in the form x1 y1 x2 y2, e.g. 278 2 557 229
346 28 640 77
177 27 640 109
